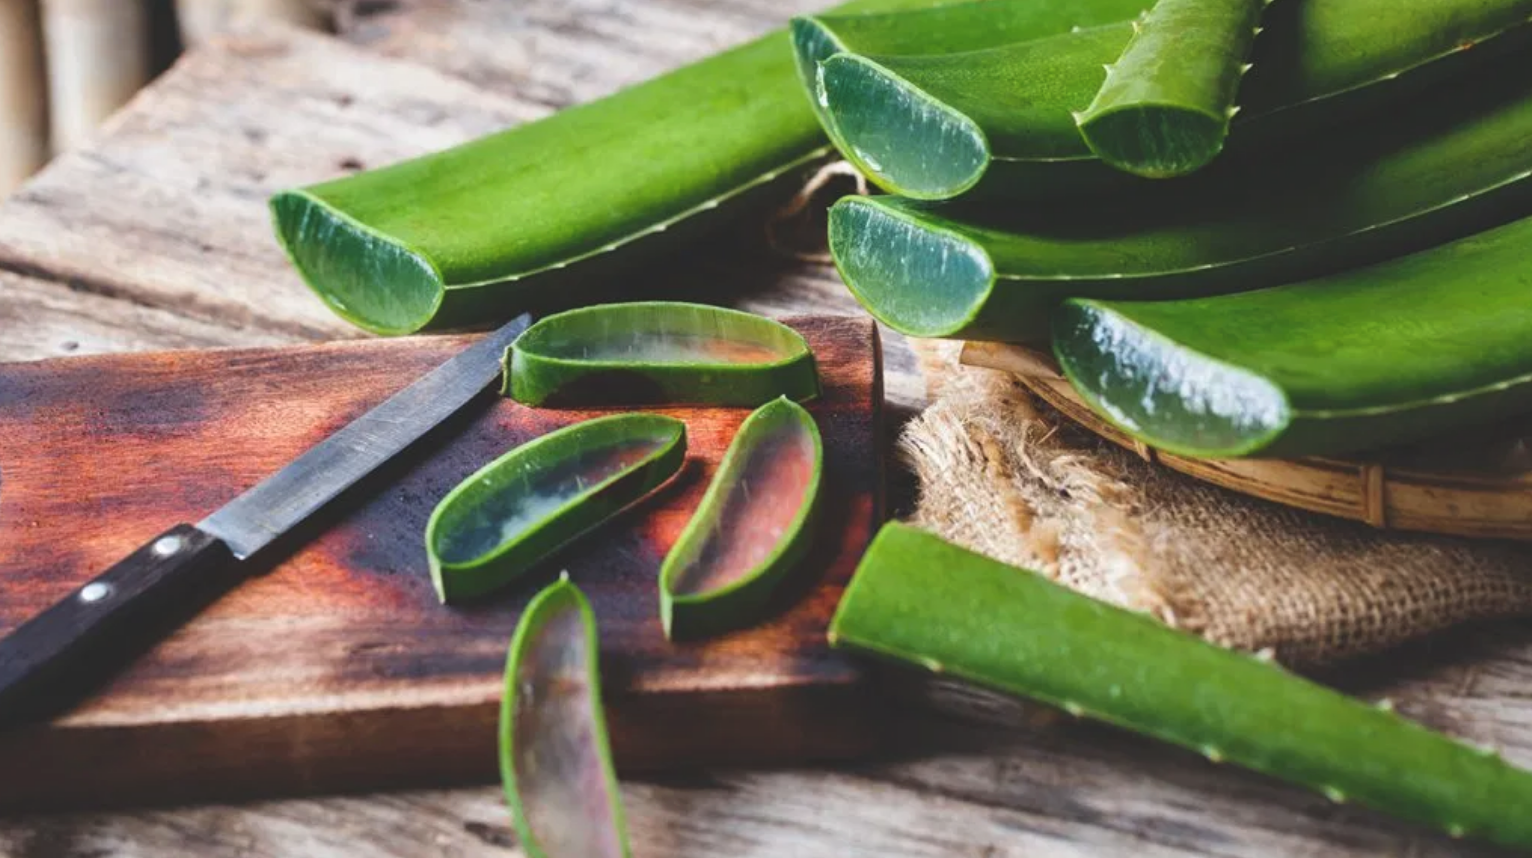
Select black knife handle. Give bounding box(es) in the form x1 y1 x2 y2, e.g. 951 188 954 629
0 524 235 724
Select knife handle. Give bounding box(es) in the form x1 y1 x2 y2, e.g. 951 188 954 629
0 524 235 724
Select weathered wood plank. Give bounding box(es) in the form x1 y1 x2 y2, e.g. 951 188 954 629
0 270 289 361
0 28 538 340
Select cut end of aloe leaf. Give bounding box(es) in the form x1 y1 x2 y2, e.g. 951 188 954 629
661 397 822 641
507 302 819 407
1054 299 1290 457
269 191 444 336
828 197 993 339
1076 105 1229 178
502 579 628 858
790 17 842 107
426 414 687 603
818 53 989 199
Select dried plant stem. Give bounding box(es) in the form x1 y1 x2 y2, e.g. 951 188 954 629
0 0 47 194
40 0 150 153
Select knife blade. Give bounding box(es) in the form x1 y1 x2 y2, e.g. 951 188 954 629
0 314 532 723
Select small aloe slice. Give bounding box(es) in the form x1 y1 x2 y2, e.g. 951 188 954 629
816 0 1532 199
828 49 1532 342
1075 0 1270 177
1053 214 1532 459
501 577 629 858
505 303 820 408
426 414 686 603
831 523 1532 849
660 398 822 640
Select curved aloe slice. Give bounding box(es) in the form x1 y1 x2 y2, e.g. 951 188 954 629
1053 216 1532 459
828 52 1532 342
831 523 1532 849
268 0 952 335
817 0 1532 199
660 398 822 640
506 303 820 407
426 414 686 603
501 577 629 858
1075 0 1270 177
791 0 1148 126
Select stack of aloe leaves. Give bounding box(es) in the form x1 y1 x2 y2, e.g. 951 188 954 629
268 0 1532 851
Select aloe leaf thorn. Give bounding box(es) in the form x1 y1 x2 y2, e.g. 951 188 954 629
1075 0 1272 177
830 523 1532 849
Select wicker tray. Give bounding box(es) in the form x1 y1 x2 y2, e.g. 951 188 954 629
961 342 1532 542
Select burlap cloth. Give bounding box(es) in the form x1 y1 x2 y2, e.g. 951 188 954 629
903 362 1532 666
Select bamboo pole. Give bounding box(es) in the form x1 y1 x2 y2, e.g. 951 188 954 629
41 0 152 154
176 0 327 46
0 0 48 194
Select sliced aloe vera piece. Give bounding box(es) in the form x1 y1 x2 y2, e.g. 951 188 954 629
1053 215 1532 459
1075 0 1270 177
660 398 822 640
268 0 952 335
831 522 1532 849
501 577 629 858
505 302 820 407
828 50 1532 342
792 0 1148 129
817 0 1532 199
426 414 686 603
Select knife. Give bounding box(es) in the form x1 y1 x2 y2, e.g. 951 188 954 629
0 314 533 723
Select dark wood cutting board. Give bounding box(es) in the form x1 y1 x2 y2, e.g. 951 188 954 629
0 315 884 810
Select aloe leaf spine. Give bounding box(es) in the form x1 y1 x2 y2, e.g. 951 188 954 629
660 398 822 640
831 522 1532 849
828 49 1532 342
505 302 820 408
816 0 1532 199
501 577 629 858
1076 0 1271 177
426 414 686 603
268 0 954 335
1052 214 1532 458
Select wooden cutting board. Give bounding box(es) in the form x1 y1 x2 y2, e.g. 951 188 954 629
0 315 884 810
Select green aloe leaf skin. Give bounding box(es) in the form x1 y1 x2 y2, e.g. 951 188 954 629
791 0 1150 151
660 398 823 641
506 302 820 408
815 0 1532 199
1053 213 1532 459
501 577 630 858
827 47 1532 342
1076 0 1271 178
426 414 686 603
831 523 1532 849
268 0 956 336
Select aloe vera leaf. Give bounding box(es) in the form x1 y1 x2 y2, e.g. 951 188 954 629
426 414 686 603
660 398 822 640
505 302 820 408
1075 0 1270 178
791 0 1148 128
501 577 629 858
817 0 1532 199
267 0 951 336
831 522 1532 848
827 49 1532 342
1053 215 1532 459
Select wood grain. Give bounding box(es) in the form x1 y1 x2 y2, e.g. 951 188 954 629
962 341 1532 541
0 316 884 808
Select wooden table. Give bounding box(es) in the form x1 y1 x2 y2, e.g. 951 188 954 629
1 2 1528 854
